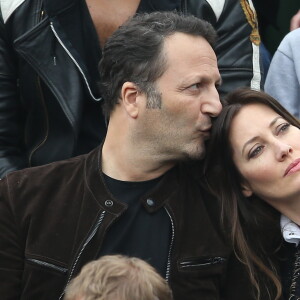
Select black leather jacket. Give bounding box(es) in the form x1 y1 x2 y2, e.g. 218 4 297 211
0 0 262 177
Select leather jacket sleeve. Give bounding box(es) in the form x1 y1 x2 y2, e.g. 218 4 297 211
0 12 27 177
0 177 23 299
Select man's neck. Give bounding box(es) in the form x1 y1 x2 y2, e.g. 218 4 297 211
101 139 175 182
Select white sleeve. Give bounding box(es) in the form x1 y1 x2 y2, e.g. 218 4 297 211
265 31 300 118
0 0 25 23
205 0 226 21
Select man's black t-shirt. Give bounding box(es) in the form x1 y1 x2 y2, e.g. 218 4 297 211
99 173 171 277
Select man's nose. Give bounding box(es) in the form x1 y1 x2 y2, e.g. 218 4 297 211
201 87 222 117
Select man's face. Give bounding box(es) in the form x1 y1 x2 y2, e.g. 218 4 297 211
138 32 222 161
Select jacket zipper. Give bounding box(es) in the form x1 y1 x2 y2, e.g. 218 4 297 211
179 257 226 268
49 22 102 102
165 207 175 282
35 0 44 24
58 211 106 300
28 76 49 166
27 258 68 273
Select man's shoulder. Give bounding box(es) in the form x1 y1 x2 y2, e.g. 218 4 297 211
2 150 95 193
0 147 102 220
279 28 300 54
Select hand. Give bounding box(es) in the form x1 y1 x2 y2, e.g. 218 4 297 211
290 10 300 31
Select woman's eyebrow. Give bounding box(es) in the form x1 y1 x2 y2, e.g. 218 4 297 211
242 136 259 156
241 116 285 156
269 116 284 127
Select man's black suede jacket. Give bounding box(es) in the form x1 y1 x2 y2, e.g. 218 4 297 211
0 147 259 299
0 0 262 178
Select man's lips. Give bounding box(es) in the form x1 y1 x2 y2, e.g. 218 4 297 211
199 125 212 133
284 158 300 176
199 128 211 140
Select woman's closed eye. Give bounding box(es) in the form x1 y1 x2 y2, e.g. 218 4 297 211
248 144 264 159
276 123 290 135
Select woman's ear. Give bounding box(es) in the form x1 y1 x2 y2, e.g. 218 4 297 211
241 182 253 197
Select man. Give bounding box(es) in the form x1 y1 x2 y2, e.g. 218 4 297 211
63 255 173 300
0 0 262 178
0 12 255 300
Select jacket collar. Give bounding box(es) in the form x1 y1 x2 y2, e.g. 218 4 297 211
84 145 178 213
281 214 300 246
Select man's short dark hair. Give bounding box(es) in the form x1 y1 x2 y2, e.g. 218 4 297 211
99 11 217 119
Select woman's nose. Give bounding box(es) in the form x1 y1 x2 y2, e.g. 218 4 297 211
276 142 292 161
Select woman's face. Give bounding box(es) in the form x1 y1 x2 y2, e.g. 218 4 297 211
229 103 300 207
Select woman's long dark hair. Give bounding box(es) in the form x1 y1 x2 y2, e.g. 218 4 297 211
204 88 300 300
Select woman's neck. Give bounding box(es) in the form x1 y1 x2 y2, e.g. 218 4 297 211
272 199 300 226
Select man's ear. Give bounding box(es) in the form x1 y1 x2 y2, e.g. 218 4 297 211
121 82 140 118
241 182 253 197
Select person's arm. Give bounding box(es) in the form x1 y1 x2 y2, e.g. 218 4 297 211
264 30 300 118
265 50 299 117
0 177 24 298
0 11 27 177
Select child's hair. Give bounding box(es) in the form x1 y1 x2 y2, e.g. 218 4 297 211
64 255 173 300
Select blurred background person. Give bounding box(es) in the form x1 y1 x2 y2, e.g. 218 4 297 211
264 28 300 118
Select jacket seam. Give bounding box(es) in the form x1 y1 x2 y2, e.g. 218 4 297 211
13 16 49 45
26 258 68 273
34 0 43 25
27 76 49 166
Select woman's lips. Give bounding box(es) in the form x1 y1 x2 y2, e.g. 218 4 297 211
284 158 300 176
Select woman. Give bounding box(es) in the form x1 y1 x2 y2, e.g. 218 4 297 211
204 88 300 300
